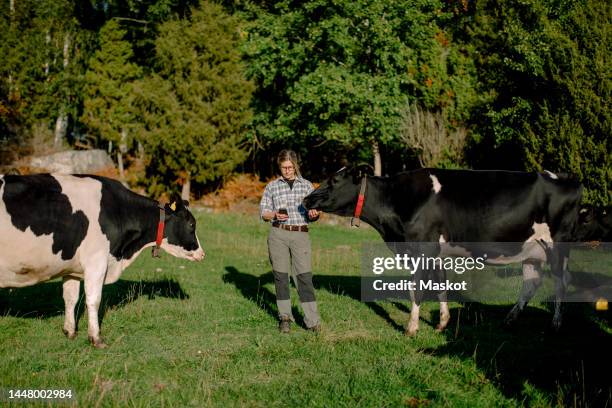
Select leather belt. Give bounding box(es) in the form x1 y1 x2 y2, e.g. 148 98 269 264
272 223 308 232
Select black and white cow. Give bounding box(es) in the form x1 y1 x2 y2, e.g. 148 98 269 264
0 174 205 347
303 167 583 336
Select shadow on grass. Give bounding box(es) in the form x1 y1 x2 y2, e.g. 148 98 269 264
222 267 419 333
423 302 612 406
0 278 188 320
223 266 306 328
314 274 413 332
223 267 611 405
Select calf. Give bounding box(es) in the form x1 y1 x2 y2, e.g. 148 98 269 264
303 167 582 335
0 174 205 347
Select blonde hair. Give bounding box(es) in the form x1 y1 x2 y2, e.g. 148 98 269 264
277 149 301 177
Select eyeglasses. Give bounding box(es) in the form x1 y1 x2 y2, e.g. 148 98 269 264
281 166 294 171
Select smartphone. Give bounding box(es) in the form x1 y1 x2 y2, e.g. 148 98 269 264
278 208 288 215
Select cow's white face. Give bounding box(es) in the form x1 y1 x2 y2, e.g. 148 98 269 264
162 198 205 261
303 167 361 216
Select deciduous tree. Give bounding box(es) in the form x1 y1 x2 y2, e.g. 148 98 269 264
241 0 479 174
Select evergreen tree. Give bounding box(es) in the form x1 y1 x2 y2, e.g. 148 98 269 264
0 0 93 151
82 19 142 178
457 0 611 204
134 1 253 198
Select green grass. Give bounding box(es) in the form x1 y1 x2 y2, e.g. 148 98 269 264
1 212 610 407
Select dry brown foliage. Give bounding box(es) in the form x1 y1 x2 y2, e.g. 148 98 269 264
200 174 268 213
92 166 120 179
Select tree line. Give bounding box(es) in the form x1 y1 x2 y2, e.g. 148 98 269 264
0 0 609 204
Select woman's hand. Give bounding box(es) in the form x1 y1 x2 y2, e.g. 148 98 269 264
308 209 319 220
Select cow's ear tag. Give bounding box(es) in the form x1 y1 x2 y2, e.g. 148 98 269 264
170 202 177 211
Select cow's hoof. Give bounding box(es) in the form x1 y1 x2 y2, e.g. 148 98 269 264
436 316 450 332
89 336 107 349
404 328 418 337
63 329 77 340
93 340 107 349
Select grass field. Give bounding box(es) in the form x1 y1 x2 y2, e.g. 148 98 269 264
1 211 611 407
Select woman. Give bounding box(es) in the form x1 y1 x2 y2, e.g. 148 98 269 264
260 150 321 333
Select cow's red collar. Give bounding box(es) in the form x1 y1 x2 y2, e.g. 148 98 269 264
152 204 166 258
351 176 367 228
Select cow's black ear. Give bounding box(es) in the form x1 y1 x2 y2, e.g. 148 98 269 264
182 199 190 208
166 193 184 213
165 201 177 213
164 202 175 213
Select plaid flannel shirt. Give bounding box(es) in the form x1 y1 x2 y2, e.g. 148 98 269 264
260 177 315 225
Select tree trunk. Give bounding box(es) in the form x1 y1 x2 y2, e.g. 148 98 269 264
53 108 68 149
8 0 16 90
372 140 382 176
117 151 124 180
137 141 145 160
118 128 128 180
44 30 50 77
63 33 70 68
53 34 71 149
119 129 128 153
181 173 191 201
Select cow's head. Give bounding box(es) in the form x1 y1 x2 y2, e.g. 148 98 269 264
303 166 366 216
162 194 205 261
575 205 611 242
